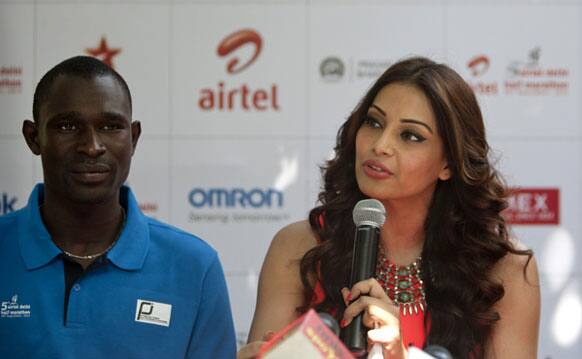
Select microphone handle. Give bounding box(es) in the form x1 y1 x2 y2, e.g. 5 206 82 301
340 225 380 356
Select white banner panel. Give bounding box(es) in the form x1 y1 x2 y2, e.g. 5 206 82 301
308 3 447 137
171 3 307 137
0 4 33 134
35 3 171 136
491 138 581 276
0 139 35 215
127 138 172 223
446 4 580 138
169 138 308 272
539 273 582 358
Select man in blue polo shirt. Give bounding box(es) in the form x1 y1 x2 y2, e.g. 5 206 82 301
0 56 236 358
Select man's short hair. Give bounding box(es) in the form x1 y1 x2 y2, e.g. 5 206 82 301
33 56 132 122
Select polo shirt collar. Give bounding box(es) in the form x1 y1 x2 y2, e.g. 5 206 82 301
18 184 150 271
106 186 149 271
18 184 61 270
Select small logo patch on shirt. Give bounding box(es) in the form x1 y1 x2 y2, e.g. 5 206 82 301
135 299 172 327
1 294 31 318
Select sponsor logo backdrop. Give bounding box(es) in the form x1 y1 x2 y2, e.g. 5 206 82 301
1 1 580 356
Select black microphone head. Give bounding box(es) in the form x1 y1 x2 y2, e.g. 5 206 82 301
317 312 340 336
353 199 386 228
424 345 453 359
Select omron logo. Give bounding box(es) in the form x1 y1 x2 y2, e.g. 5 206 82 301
217 29 262 74
189 188 283 208
467 55 490 77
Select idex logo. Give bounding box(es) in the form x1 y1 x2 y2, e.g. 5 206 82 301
504 188 559 225
198 29 280 112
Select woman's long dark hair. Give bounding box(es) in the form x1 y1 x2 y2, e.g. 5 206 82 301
299 57 532 358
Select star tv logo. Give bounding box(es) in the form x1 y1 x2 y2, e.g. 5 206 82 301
85 36 121 68
198 29 280 112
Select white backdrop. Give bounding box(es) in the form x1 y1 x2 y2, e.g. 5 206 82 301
1 1 580 357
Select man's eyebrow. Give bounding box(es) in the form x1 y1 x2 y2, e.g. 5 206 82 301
101 111 129 122
46 111 83 124
401 119 434 134
46 111 128 124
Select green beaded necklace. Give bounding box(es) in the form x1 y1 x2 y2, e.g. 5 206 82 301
375 251 426 316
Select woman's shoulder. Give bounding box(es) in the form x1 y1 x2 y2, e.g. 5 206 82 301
268 220 319 260
490 239 539 295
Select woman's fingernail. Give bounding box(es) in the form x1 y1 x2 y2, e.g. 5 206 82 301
346 293 352 302
340 320 347 328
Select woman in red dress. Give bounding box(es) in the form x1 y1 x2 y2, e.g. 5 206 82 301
239 57 540 359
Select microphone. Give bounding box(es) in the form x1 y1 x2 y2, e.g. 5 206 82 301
318 312 340 337
424 345 453 359
340 199 386 356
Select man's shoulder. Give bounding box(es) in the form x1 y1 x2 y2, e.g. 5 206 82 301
0 210 22 245
144 216 217 258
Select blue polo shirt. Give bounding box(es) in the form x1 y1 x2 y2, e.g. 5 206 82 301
0 184 236 358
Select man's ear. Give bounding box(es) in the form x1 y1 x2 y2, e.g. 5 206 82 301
22 120 41 155
130 121 141 155
438 163 452 181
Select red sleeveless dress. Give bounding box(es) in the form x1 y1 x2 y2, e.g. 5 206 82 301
311 215 428 349
310 280 427 349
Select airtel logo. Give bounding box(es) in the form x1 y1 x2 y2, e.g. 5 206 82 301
217 29 262 74
467 55 490 77
198 28 280 112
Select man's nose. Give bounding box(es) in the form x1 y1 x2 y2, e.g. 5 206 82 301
76 128 106 157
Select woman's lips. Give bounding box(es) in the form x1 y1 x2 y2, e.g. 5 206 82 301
362 160 393 179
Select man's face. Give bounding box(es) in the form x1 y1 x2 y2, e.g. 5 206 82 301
32 74 139 205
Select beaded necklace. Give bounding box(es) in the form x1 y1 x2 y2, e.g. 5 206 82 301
59 208 126 261
375 250 426 316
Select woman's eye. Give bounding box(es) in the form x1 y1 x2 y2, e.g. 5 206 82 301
363 116 382 129
401 130 425 142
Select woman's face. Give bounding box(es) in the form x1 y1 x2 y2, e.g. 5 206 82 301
355 83 451 204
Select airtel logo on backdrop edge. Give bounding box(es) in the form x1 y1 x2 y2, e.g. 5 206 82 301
466 54 498 95
467 55 490 77
198 29 280 112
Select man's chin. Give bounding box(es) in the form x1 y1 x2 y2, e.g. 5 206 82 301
63 184 120 205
